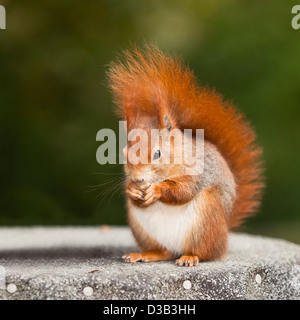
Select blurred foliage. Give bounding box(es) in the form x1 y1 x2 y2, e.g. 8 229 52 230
0 0 299 243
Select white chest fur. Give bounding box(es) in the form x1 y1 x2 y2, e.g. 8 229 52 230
131 200 197 255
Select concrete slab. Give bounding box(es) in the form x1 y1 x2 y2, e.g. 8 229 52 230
0 227 299 300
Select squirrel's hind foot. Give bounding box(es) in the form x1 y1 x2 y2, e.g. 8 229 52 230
122 250 173 263
176 255 199 267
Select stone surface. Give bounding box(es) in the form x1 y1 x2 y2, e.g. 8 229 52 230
0 226 299 300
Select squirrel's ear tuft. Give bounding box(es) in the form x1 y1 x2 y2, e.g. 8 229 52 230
164 115 172 131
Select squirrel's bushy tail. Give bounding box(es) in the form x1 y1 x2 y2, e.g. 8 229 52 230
107 45 264 228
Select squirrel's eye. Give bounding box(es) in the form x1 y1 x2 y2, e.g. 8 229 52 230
153 149 161 160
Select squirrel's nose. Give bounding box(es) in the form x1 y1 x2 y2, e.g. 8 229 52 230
132 178 145 184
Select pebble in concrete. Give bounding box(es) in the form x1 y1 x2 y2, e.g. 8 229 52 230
255 274 262 285
183 280 192 290
83 286 94 297
7 284 17 294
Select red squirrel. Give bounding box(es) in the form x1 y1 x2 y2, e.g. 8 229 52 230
107 45 264 267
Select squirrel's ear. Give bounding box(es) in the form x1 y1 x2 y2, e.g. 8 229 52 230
164 115 172 131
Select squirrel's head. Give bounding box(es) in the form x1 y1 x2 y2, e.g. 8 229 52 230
123 114 196 186
108 45 203 185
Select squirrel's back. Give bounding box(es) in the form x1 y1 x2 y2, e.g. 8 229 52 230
108 45 264 228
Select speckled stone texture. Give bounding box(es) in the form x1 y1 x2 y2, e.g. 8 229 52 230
0 227 299 300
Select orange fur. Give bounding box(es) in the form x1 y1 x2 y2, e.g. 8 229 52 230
122 251 174 263
108 45 264 229
183 188 228 261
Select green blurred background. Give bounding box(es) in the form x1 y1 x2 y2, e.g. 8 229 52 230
0 0 299 243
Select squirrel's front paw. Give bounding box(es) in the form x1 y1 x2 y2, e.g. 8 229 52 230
126 183 161 207
126 183 144 202
142 184 161 207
